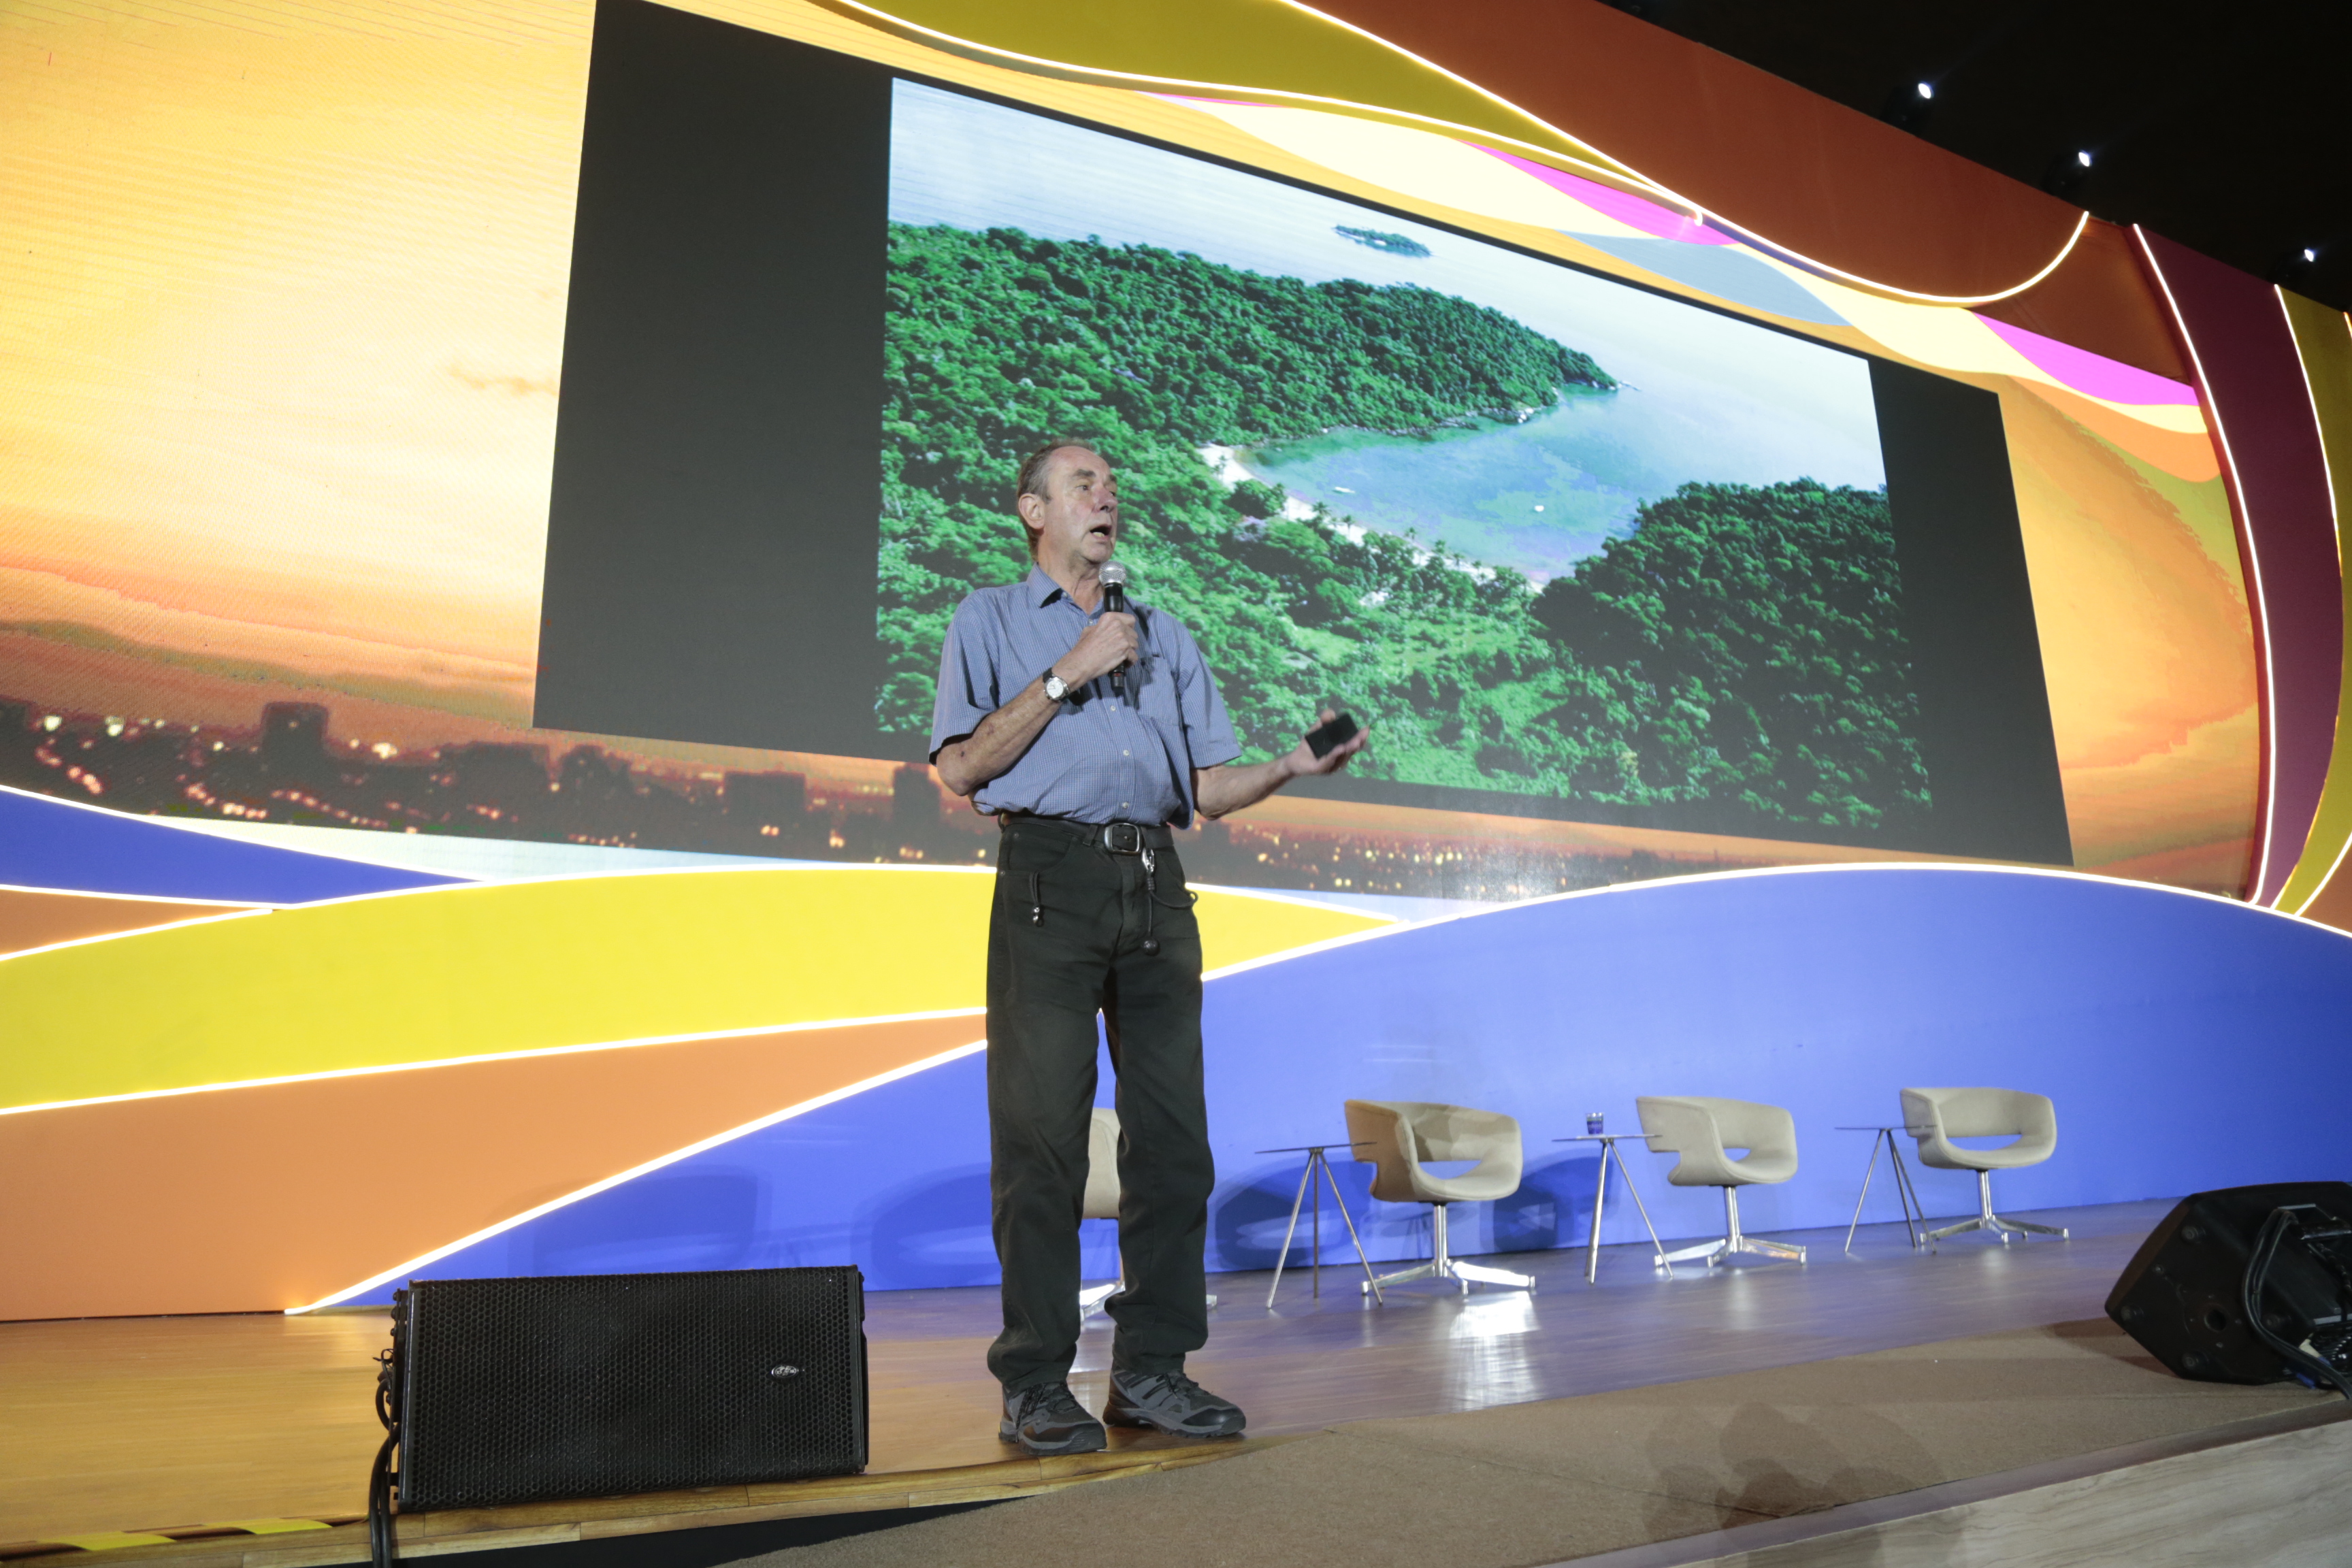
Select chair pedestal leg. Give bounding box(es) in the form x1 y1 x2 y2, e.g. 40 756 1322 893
1362 1204 1535 1295
1923 1170 2071 1243
1657 1186 1806 1269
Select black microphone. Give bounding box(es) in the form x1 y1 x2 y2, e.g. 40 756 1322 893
1099 561 1131 698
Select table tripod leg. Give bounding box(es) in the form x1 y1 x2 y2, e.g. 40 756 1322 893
1586 1147 1610 1284
1265 1154 1316 1310
1323 1154 1383 1305
1612 1145 1674 1279
1311 1151 1324 1298
1845 1132 1884 1254
1891 1141 1928 1249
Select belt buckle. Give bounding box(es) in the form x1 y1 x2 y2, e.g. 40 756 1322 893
1100 821 1142 855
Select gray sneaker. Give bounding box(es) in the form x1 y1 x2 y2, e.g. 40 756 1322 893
1104 1369 1246 1439
998 1381 1107 1456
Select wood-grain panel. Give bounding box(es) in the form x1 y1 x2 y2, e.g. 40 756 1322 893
3 1199 2171 1548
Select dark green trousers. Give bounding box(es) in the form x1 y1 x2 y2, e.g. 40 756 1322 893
985 821 1213 1392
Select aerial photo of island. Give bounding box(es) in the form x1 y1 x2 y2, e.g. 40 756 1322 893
877 81 1929 845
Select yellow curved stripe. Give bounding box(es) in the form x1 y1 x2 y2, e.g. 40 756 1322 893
1 867 1388 1111
1175 100 1654 238
2278 295 2352 914
810 0 1638 180
799 0 2086 304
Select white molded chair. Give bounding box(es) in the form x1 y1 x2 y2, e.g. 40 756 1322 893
1637 1096 1806 1267
1077 1107 1217 1315
1077 1108 1124 1314
1344 1100 1535 1295
1901 1088 2068 1243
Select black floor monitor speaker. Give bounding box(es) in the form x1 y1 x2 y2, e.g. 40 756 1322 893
2106 1183 2352 1386
381 1267 867 1516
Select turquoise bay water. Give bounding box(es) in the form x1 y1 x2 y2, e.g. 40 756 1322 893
1246 378 1874 582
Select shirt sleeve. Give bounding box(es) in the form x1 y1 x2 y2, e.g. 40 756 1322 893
1169 619 1243 770
928 596 1000 762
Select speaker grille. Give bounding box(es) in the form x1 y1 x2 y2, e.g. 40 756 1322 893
396 1267 866 1510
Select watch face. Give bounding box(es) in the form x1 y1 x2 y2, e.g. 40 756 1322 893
1045 674 1067 701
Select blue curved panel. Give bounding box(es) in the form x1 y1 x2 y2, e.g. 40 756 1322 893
1198 867 2352 1258
345 868 2352 1298
0 787 461 904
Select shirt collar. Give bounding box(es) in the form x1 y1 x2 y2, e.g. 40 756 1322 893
1026 566 1066 608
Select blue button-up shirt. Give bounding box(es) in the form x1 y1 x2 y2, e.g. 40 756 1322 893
929 567 1243 826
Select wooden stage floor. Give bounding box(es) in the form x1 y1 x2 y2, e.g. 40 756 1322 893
3 1200 2172 1553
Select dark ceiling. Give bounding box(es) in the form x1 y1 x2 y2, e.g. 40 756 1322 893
1604 0 2350 312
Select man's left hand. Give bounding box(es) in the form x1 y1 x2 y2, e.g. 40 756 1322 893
1195 709 1371 819
1284 708 1370 779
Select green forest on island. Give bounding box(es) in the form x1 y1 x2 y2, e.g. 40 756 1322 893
878 222 1930 839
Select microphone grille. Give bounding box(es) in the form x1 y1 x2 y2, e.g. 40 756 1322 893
1098 561 1128 587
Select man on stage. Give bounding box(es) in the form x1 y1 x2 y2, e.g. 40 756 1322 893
930 440 1369 1456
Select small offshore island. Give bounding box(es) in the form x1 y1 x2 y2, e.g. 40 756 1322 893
879 223 1926 840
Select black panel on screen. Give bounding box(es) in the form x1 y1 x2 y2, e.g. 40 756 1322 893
1869 361 2072 864
534 0 891 755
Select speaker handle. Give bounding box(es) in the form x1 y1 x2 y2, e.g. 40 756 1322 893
370 1290 409 1568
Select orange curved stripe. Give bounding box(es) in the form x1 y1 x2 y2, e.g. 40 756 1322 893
0 1013 983 1321
2015 377 2221 484
0 887 252 959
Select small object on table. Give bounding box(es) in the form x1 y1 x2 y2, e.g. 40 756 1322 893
1836 1124 1932 1253
1586 1111 1605 1135
1557 1131 1674 1283
1258 1141 1383 1307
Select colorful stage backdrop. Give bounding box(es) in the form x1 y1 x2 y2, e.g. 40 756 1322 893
3 0 2348 1320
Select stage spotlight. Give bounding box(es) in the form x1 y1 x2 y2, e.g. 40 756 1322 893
2040 147 2093 199
2268 243 2321 287
1880 79 1936 131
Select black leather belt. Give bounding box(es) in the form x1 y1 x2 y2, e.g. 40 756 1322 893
1001 814 1174 854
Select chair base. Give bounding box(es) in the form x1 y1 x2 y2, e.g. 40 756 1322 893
1923 1213 2068 1243
1924 1171 2069 1244
1659 1235 1808 1267
1656 1186 1805 1269
1360 1205 1535 1296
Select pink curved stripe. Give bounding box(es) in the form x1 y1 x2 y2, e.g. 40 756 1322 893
1976 314 2198 406
1473 145 1735 245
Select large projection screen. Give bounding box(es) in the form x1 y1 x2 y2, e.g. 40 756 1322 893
536 0 2068 866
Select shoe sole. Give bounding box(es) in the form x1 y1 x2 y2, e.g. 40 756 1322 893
998 1420 1107 1456
1103 1403 1245 1439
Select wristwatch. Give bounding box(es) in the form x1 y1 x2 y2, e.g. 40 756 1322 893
1043 669 1071 703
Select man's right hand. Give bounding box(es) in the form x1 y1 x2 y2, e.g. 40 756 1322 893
1056 612 1138 687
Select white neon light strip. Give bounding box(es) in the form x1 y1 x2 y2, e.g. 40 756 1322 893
0 905 271 970
0 855 1000 972
0 1007 985 1118
2135 227 2278 904
285 1036 990 1313
284 859 2348 1313
824 0 2089 306
0 878 263 908
2278 292 2351 915
1199 855 2352 989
